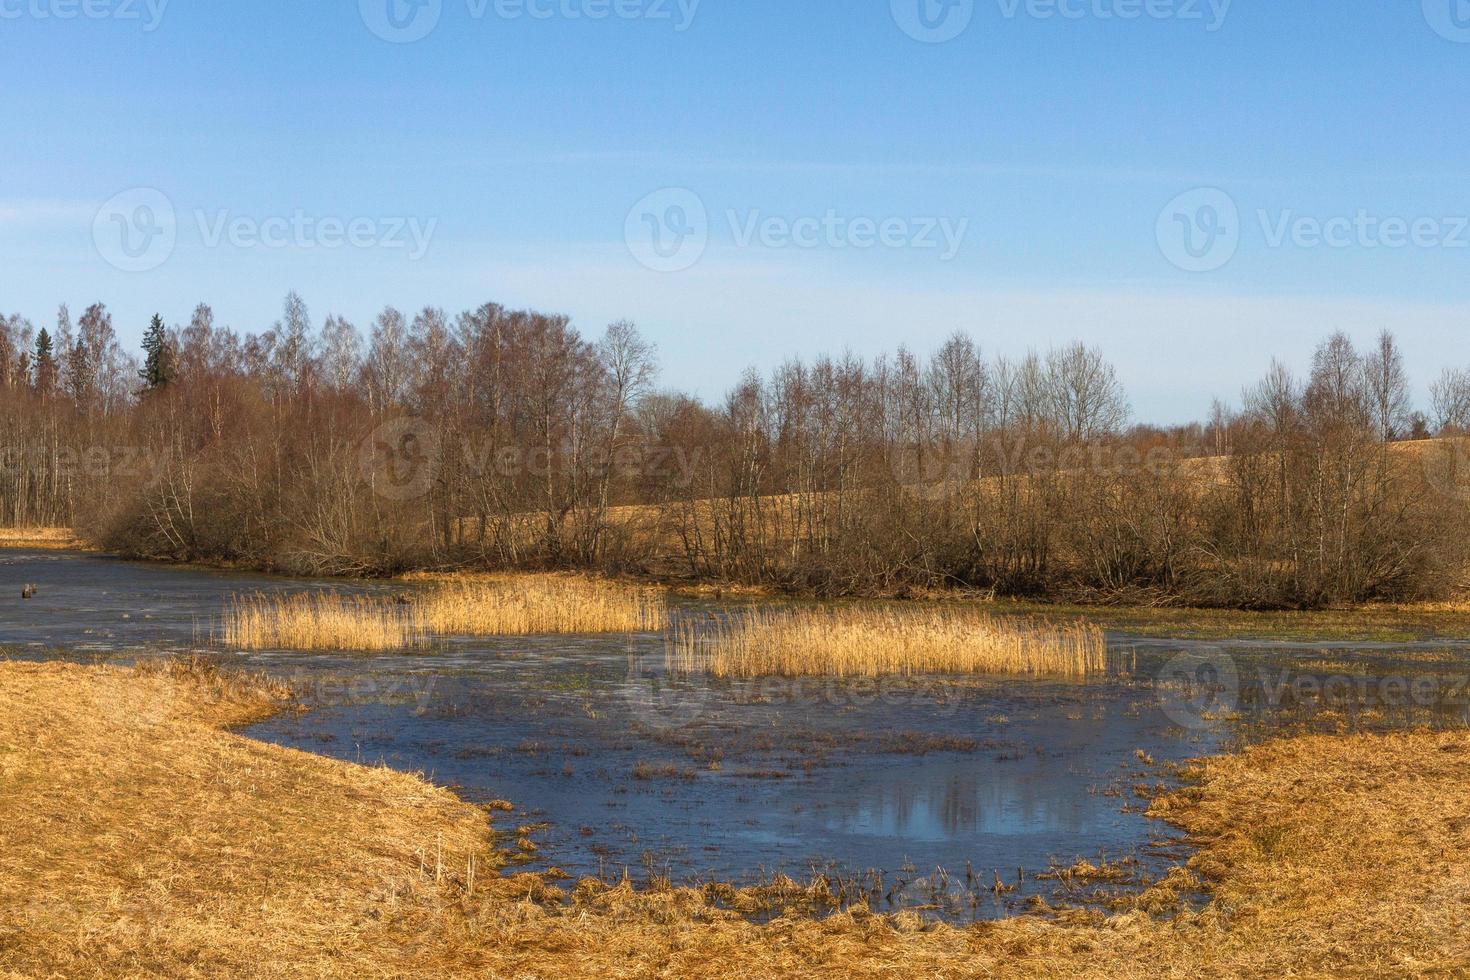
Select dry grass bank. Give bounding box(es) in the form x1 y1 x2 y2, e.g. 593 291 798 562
220 575 668 651
6 659 1468 977
967 598 1470 644
669 607 1107 679
0 526 87 550
0 658 494 977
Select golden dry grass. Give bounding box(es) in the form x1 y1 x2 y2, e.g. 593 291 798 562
1366 598 1470 615
411 575 667 636
669 606 1107 679
0 658 498 978
221 592 427 651
0 526 86 550
969 598 1470 643
3 658 1470 977
219 575 668 651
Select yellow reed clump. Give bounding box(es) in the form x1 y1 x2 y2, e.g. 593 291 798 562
668 606 1107 679
219 576 668 651
221 592 426 652
412 576 667 636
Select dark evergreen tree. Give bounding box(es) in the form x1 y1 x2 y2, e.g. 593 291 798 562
139 313 175 391
32 328 57 395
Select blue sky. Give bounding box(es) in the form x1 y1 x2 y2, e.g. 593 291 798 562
3 0 1469 422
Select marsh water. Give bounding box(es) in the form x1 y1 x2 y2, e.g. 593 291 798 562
5 549 1469 921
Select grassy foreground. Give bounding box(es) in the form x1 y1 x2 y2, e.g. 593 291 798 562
3 660 1468 977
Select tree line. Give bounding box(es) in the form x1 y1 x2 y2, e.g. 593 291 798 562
1 293 1467 607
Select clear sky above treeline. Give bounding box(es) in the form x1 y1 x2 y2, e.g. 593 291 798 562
3 1 1468 422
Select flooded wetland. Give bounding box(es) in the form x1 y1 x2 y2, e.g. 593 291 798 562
5 548 1468 923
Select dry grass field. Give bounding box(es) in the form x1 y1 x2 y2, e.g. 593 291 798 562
220 575 668 651
669 606 1106 679
3 657 1468 977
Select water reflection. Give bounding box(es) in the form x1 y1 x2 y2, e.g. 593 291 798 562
832 768 1099 840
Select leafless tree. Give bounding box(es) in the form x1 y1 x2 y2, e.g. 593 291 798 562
319 315 362 391
590 320 657 556
1364 330 1411 442
272 291 314 389
1431 367 1470 433
364 306 411 412
1045 342 1129 442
